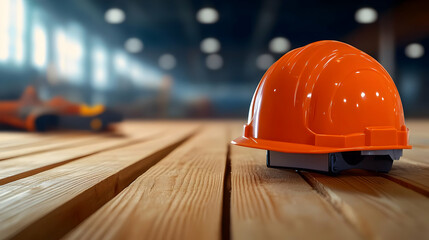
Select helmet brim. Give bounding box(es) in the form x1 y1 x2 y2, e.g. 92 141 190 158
231 136 412 154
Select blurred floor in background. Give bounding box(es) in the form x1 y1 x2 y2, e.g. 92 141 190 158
0 0 428 118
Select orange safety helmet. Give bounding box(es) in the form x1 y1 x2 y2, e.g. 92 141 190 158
232 40 411 173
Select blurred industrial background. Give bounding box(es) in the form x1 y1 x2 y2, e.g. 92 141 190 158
0 0 428 118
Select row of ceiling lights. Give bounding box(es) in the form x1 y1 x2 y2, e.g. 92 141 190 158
103 7 292 72
196 8 293 71
197 8 223 70
104 6 425 73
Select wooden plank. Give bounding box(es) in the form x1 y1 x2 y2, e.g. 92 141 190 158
406 120 429 133
374 128 429 196
0 132 30 141
0 134 105 160
117 121 199 138
382 158 429 197
0 127 162 185
0 132 46 145
0 131 57 142
301 171 429 239
229 146 361 239
0 132 85 149
410 135 429 147
65 124 229 240
0 124 197 240
0 121 197 184
0 119 161 151
403 148 429 165
407 120 429 147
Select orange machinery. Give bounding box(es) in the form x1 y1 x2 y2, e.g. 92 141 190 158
0 87 122 131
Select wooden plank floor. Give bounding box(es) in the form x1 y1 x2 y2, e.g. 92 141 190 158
0 120 427 240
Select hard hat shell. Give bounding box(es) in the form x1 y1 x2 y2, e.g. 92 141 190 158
232 40 411 153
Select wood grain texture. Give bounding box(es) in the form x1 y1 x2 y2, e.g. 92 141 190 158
378 122 429 195
229 145 361 240
0 134 104 160
381 158 429 197
0 120 427 240
0 132 74 149
0 124 197 240
301 171 429 239
0 132 91 151
65 124 229 240
0 128 162 185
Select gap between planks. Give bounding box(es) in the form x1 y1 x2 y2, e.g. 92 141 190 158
300 170 429 239
221 140 232 240
0 134 106 161
1 121 424 239
0 132 80 149
378 158 429 197
226 124 361 240
297 142 429 239
229 146 362 240
228 122 429 239
0 123 198 240
0 127 164 185
65 124 230 240
0 120 172 161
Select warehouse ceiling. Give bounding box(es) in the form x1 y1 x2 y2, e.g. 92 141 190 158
33 0 427 87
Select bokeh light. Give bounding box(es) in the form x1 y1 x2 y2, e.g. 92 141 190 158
206 54 223 70
196 8 218 24
405 43 425 59
105 8 126 24
355 7 378 24
200 38 220 54
256 54 274 70
159 54 177 70
269 37 290 54
125 38 143 53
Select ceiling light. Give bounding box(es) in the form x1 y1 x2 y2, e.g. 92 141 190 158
206 54 223 70
269 37 291 54
405 43 424 59
196 8 219 24
105 8 126 24
159 53 177 70
124 38 143 53
256 54 274 70
355 7 378 24
200 38 220 53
